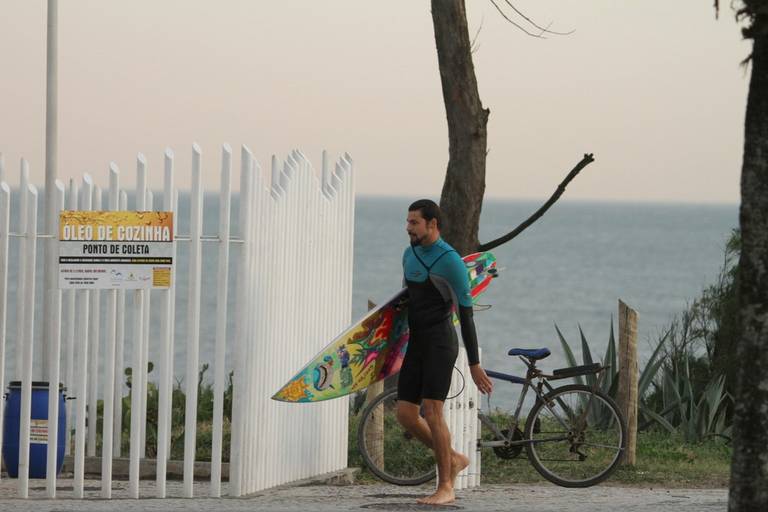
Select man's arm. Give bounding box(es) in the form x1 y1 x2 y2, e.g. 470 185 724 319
458 306 480 365
441 253 493 394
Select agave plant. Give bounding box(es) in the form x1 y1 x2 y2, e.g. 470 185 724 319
642 356 732 443
556 320 732 442
555 319 668 429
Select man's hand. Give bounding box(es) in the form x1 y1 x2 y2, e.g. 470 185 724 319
469 364 493 395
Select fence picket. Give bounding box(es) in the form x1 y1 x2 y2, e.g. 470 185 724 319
128 155 147 498
64 179 78 457
156 148 175 497
210 144 231 497
87 186 102 457
228 145 253 496
183 145 204 497
0 182 10 483
17 183 38 498
100 164 120 498
113 190 128 457
15 160 28 379
139 189 153 459
74 174 93 499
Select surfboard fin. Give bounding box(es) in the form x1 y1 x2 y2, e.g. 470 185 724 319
489 267 505 278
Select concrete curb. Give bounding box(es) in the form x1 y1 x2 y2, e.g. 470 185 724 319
12 457 357 487
265 468 360 489
57 455 228 480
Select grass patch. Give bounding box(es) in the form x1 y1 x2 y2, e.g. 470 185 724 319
477 430 731 487
348 412 731 487
611 431 731 488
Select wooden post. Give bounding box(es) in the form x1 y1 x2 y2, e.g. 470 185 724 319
364 300 384 469
617 299 638 465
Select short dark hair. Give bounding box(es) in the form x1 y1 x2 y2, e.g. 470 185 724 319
408 199 441 229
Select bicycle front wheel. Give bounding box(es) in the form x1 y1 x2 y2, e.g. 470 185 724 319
357 389 436 486
524 384 626 488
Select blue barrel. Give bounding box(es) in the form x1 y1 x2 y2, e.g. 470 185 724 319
2 381 66 479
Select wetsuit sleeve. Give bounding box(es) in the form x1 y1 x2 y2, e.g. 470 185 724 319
459 306 480 366
443 253 480 365
441 252 474 307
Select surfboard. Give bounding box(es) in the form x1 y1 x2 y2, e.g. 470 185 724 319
272 251 497 403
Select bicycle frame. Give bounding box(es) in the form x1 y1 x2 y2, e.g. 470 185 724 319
478 356 604 449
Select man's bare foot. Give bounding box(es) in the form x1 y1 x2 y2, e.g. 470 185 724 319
415 455 468 506
451 452 470 483
417 485 455 505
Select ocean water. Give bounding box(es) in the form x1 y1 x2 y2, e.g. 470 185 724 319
3 195 738 407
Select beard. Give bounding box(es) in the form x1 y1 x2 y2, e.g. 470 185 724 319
409 233 423 247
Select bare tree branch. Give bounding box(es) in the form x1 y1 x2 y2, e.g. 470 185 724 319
477 153 595 252
470 15 485 54
502 0 575 36
488 0 544 38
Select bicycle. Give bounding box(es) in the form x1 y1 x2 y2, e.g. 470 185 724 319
357 347 627 487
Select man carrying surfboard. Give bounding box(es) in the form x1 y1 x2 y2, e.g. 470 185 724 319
397 199 494 505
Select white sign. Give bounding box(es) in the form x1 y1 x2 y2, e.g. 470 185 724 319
59 211 174 290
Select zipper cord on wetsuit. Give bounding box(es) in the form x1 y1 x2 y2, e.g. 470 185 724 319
445 365 466 400
411 246 454 274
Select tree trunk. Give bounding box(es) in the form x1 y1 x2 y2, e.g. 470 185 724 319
729 21 768 511
431 0 489 256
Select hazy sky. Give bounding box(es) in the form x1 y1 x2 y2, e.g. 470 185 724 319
0 1 751 202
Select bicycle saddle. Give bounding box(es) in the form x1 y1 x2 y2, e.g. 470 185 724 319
508 348 551 360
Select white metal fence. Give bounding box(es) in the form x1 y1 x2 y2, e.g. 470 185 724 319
0 145 355 498
229 148 354 495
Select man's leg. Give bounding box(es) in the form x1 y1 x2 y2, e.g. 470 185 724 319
396 400 434 448
396 401 469 489
416 398 467 505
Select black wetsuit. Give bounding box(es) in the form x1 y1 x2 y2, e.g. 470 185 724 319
397 238 480 404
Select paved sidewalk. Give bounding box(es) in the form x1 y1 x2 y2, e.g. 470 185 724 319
0 478 728 511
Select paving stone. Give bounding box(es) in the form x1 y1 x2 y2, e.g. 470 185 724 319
0 476 728 511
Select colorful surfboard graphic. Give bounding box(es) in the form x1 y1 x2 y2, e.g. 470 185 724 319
272 252 497 403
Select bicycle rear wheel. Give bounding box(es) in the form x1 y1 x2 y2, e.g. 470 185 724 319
357 389 436 485
524 384 626 487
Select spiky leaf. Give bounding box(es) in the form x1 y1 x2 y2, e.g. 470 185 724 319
578 325 596 388
555 323 584 386
639 404 676 433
